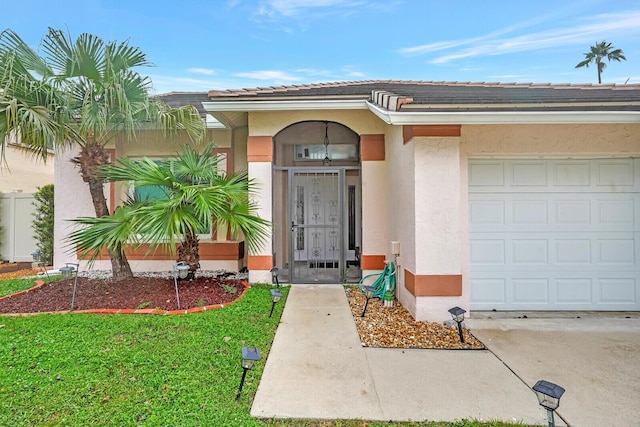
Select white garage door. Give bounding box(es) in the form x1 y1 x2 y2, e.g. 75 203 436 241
469 158 640 311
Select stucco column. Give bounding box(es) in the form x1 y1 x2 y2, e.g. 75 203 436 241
410 135 466 321
246 136 274 283
360 134 389 274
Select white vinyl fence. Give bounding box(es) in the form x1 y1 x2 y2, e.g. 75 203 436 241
0 192 37 262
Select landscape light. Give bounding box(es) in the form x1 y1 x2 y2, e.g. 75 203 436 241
173 261 190 309
269 288 283 318
448 306 467 343
60 263 79 310
361 285 376 317
236 346 261 400
533 380 565 427
270 267 280 287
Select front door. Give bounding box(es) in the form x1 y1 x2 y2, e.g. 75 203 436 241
289 169 343 283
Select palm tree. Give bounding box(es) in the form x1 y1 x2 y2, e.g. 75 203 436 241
575 40 626 84
0 28 204 280
67 143 270 276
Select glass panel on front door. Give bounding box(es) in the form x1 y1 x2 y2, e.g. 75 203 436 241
290 171 342 282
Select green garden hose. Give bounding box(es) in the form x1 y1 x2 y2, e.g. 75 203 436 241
357 261 397 300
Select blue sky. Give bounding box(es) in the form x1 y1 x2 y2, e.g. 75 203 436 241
3 0 640 94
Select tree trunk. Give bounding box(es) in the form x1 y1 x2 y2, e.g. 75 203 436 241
178 229 200 279
74 144 134 281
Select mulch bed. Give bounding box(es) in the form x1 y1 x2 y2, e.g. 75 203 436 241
0 275 246 314
345 287 484 350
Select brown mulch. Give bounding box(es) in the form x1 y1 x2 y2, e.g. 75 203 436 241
345 287 484 350
0 273 246 314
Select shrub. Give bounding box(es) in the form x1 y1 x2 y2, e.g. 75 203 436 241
32 184 54 265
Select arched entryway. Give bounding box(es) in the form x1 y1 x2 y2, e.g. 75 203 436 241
272 121 361 283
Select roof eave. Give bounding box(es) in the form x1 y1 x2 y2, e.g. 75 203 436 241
366 101 640 125
202 99 369 112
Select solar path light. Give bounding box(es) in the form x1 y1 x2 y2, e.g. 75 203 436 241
59 263 80 310
173 261 190 310
448 306 467 343
533 380 565 427
270 267 280 287
269 288 282 318
361 285 376 317
236 346 261 400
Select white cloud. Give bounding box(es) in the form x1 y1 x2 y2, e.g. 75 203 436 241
234 70 303 81
187 68 216 75
257 0 365 17
400 10 640 65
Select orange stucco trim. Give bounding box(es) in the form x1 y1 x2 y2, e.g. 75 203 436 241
403 125 461 143
247 255 273 270
247 136 273 162
404 270 462 296
360 134 385 161
361 255 386 270
80 242 244 261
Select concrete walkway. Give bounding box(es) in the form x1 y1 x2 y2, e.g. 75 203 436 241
251 285 552 424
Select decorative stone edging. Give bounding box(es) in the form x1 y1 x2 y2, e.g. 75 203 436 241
0 280 251 317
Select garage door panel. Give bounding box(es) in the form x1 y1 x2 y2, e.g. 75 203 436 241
597 162 635 187
556 239 591 263
557 279 593 304
469 200 505 224
598 238 636 264
512 161 548 186
554 162 591 186
470 278 506 304
470 158 639 311
513 278 549 303
512 239 548 264
600 278 637 304
513 200 548 224
470 239 505 264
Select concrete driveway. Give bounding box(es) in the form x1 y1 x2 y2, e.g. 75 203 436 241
467 313 640 427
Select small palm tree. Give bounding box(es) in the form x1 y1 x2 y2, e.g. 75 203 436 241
67 143 270 276
0 28 204 280
575 40 626 84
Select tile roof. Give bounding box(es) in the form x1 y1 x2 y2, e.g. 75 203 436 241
156 92 210 117
207 80 640 112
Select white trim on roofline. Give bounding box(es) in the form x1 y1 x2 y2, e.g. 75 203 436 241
366 101 640 124
202 98 640 125
202 99 368 112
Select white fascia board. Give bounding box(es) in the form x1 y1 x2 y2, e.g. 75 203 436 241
202 99 368 112
366 101 640 124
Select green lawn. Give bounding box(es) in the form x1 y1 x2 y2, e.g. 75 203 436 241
0 276 54 298
0 279 527 427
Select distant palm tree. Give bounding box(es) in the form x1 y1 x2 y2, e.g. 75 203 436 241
67 143 270 276
575 40 626 84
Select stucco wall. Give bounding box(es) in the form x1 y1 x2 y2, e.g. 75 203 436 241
385 126 416 313
54 145 99 269
249 110 385 136
0 145 54 193
461 123 640 156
